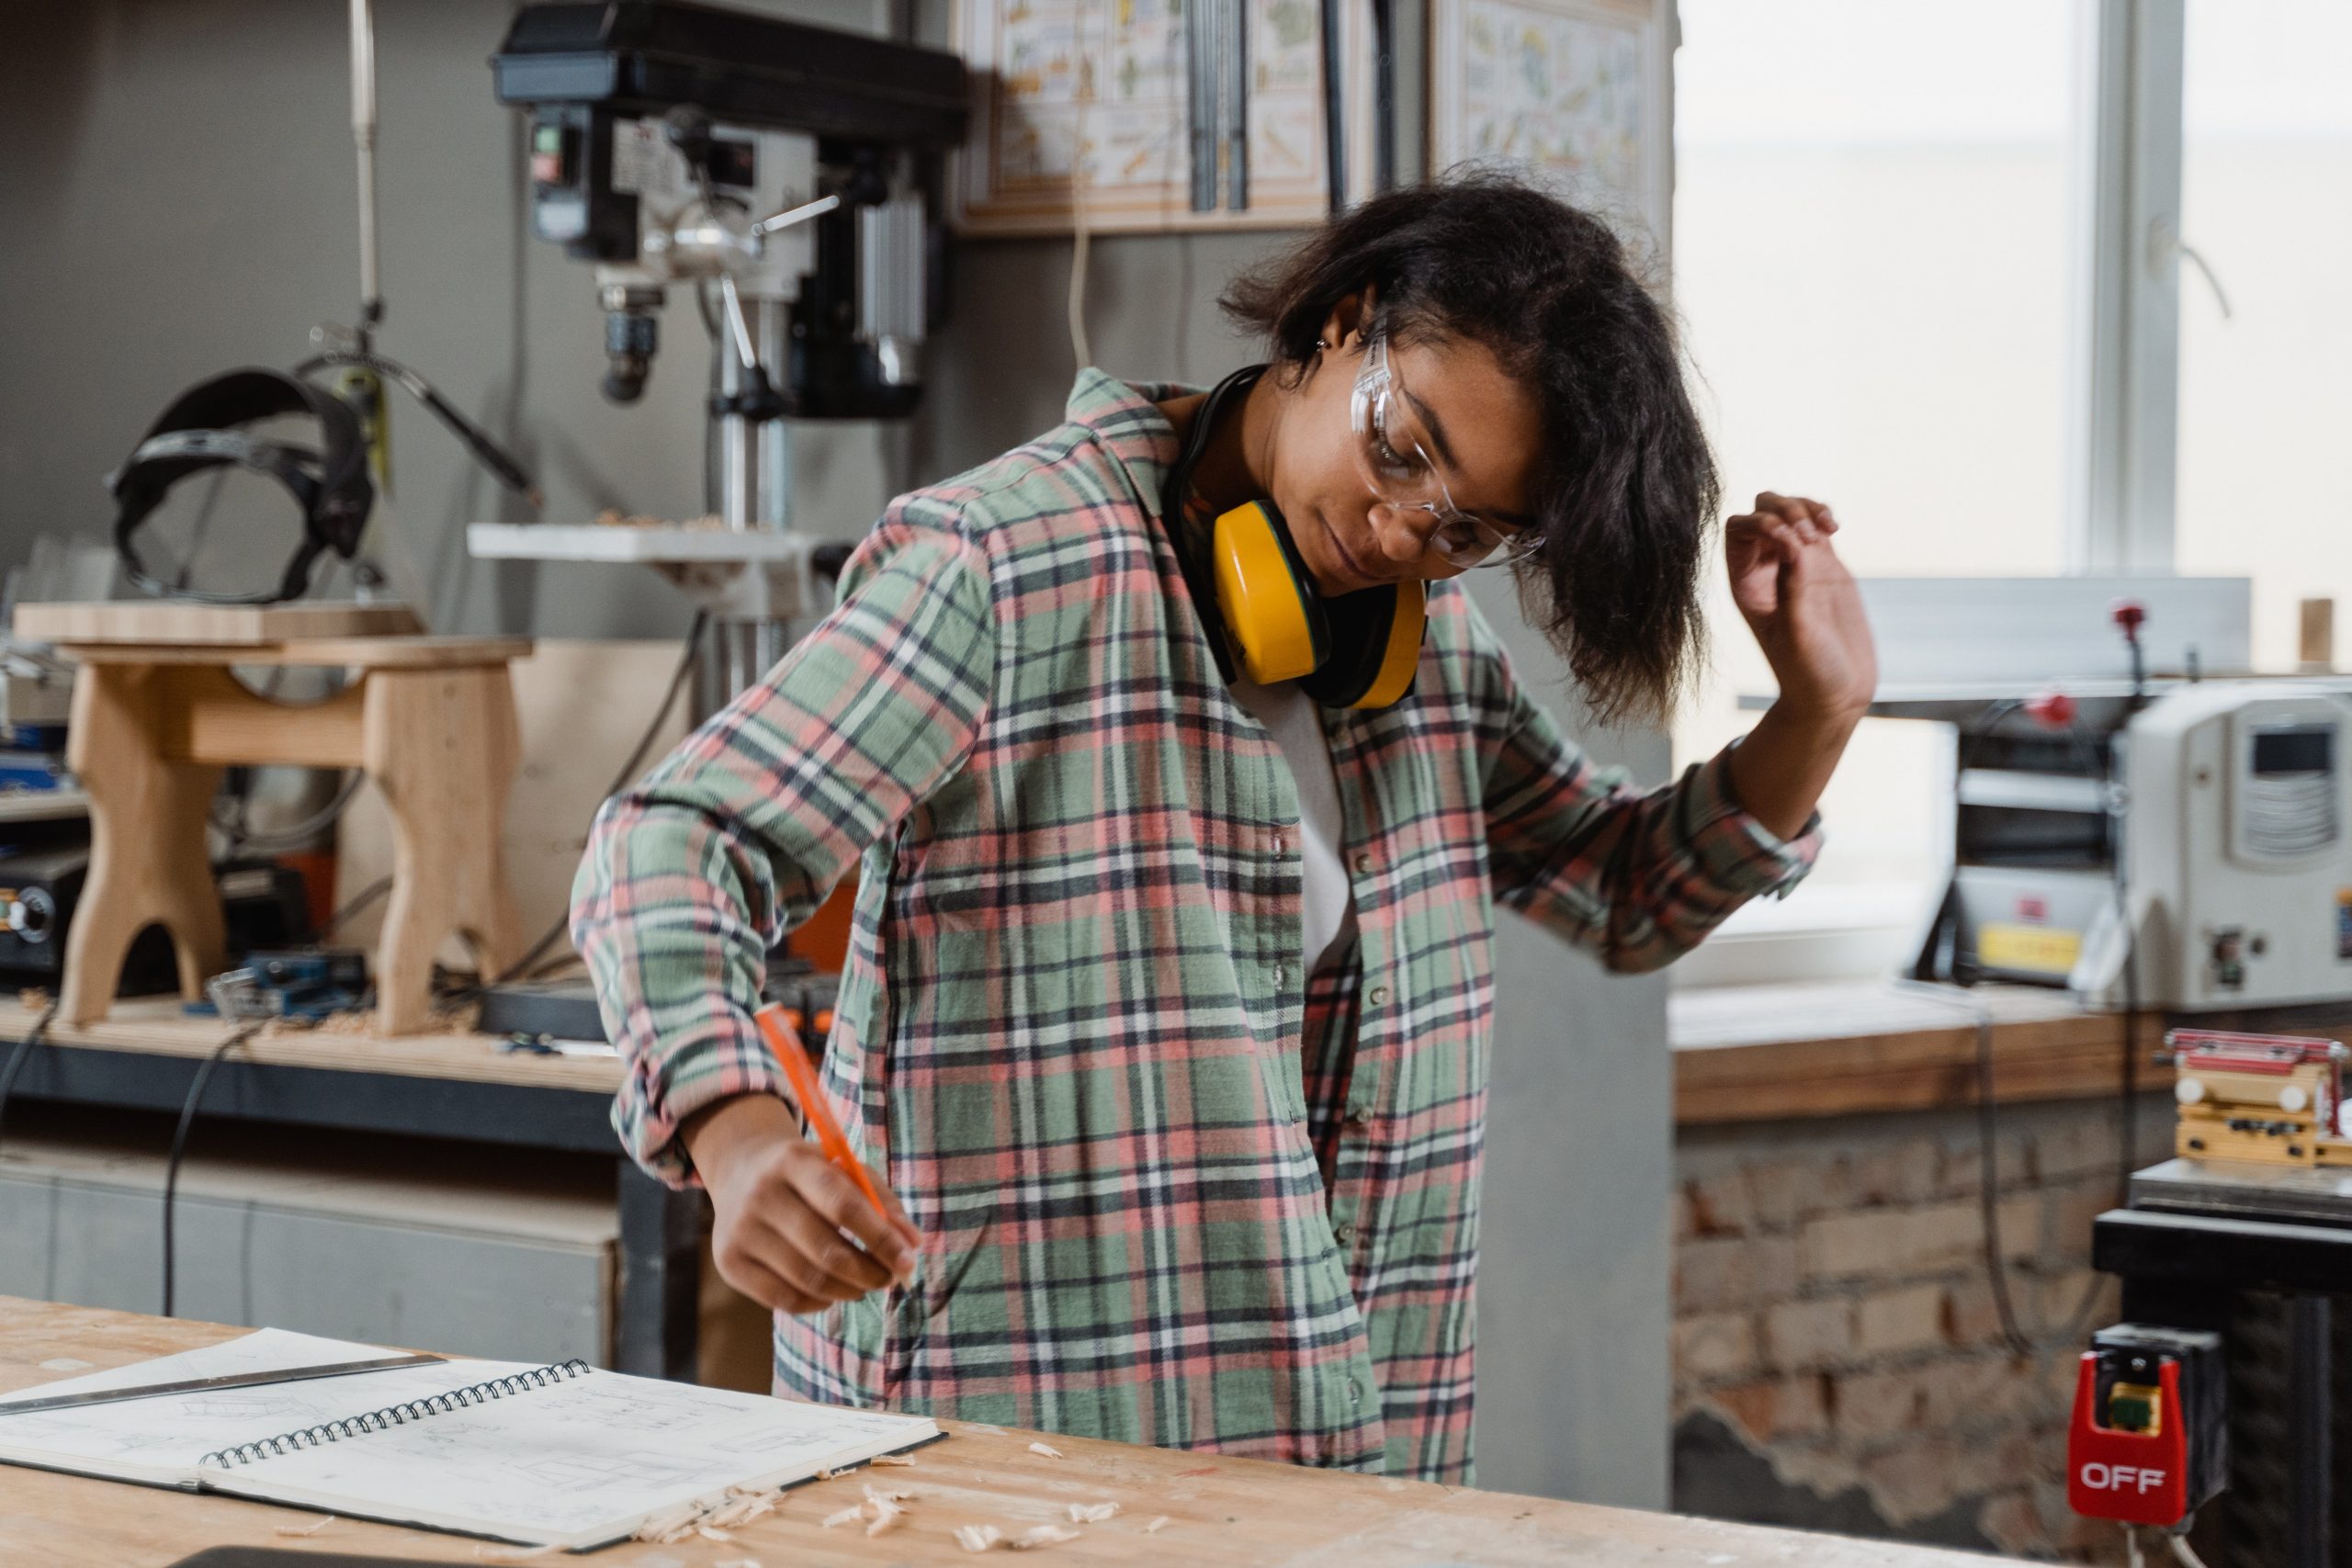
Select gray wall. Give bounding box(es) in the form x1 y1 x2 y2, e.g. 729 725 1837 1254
0 0 1668 1508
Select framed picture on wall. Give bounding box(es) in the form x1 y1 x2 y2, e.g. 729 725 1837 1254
1427 0 1673 255
952 0 1379 235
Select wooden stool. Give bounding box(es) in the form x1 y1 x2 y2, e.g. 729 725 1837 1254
47 634 532 1036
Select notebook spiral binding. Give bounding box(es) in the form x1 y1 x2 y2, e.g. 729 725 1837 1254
197 1359 592 1469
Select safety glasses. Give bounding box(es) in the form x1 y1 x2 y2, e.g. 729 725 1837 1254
1346 332 1543 571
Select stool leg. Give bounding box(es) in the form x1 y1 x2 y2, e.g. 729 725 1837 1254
59 665 225 1023
365 666 524 1034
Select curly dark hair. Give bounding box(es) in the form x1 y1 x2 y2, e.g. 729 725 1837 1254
1219 170 1715 725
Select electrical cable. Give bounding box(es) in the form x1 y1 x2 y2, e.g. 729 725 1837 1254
699 281 723 516
174 468 233 592
293 347 541 508
1894 688 2145 1359
0 999 62 1162
161 1020 263 1318
1065 0 1097 371
322 874 393 939
443 611 707 1002
209 769 366 853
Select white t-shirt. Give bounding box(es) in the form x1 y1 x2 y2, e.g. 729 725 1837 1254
1229 678 1358 977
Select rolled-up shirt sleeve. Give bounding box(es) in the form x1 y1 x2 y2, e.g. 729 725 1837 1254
1476 635 1821 975
571 511 996 1185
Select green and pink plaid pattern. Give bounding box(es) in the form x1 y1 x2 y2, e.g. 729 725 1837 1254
572 368 1819 1483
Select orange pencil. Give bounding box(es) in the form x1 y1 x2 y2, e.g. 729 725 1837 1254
753 1002 901 1230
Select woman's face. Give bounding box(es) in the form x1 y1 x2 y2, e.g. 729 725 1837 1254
1271 302 1544 597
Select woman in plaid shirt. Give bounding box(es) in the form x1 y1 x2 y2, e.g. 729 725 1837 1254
573 174 1876 1482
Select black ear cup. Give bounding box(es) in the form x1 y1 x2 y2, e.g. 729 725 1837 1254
1300 578 1426 710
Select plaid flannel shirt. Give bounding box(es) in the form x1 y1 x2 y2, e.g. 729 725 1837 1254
572 367 1821 1483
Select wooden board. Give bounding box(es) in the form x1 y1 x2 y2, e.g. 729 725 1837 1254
0 1297 2025 1567
0 996 621 1095
14 600 422 645
335 638 696 969
57 635 529 669
1672 980 2165 1124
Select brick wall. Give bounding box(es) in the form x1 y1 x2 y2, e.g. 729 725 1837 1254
1669 1092 2177 1562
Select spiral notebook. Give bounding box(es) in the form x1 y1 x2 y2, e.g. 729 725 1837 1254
0 1328 939 1549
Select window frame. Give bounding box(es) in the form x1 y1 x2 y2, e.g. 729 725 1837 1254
1668 0 2197 987
2074 0 2187 576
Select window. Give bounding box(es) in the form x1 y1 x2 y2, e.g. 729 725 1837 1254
2172 0 2352 671
1667 0 2089 984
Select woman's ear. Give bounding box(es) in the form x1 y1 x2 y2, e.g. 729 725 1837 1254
1319 287 1378 355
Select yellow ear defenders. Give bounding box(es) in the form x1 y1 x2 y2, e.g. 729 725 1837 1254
1163 366 1428 711
1207 499 1426 709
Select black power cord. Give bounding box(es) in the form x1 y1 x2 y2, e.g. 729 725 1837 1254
0 999 62 1161
1899 692 2139 1359
294 348 540 508
161 1021 264 1318
322 874 393 939
444 611 708 1003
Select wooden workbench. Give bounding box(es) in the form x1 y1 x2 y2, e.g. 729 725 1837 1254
0 998 708 1382
0 994 621 1097
1671 978 2165 1124
0 1298 2019 1566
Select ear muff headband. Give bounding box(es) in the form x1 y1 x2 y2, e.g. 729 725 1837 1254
110 367 375 605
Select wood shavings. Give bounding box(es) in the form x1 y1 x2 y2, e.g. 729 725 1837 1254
814 1465 837 1480
955 1523 1004 1552
1066 1501 1119 1522
869 1451 917 1466
860 1483 913 1538
822 1484 914 1537
1026 1440 1065 1459
17 987 51 1011
472 1544 561 1562
1142 1515 1170 1533
704 1492 775 1528
1011 1524 1082 1550
695 1524 735 1542
274 1516 336 1537
632 1501 708 1545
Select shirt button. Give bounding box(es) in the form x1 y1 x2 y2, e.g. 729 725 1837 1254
1272 963 1288 987
1333 1221 1356 1244
1347 1377 1363 1406
1353 852 1374 874
1366 984 1389 1007
1344 1105 1370 1128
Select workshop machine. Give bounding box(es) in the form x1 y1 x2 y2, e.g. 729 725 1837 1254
475 1 970 705
2170 1028 2352 1170
1853 579 2352 1010
2121 687 2352 1011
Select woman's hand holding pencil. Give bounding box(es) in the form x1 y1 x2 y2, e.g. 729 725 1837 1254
678 1006 923 1315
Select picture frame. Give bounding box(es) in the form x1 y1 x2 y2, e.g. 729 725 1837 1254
952 0 1378 235
1427 0 1673 254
